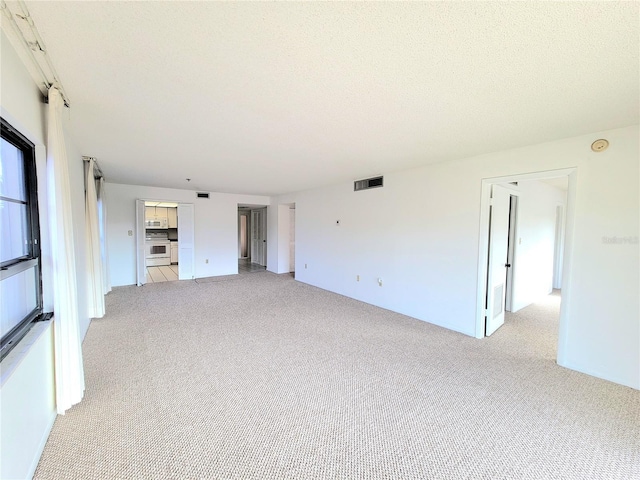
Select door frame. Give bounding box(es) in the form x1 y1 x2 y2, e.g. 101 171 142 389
552 204 565 289
474 168 577 365
504 191 520 312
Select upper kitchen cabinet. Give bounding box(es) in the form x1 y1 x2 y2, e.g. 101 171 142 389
155 207 168 220
145 206 168 221
145 206 169 228
168 207 178 228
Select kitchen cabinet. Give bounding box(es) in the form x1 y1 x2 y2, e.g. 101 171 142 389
155 207 168 221
170 242 178 264
145 206 170 228
168 207 178 228
145 206 168 222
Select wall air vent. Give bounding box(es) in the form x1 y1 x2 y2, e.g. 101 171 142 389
196 192 210 199
354 176 384 192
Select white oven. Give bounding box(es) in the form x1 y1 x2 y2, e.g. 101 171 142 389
145 232 171 266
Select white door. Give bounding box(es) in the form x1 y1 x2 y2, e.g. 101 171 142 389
251 209 265 265
505 195 518 312
177 204 195 280
136 199 146 286
485 184 511 336
260 208 267 266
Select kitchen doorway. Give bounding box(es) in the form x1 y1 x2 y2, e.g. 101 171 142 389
136 199 194 285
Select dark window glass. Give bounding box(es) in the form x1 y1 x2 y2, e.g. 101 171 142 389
1 118 43 360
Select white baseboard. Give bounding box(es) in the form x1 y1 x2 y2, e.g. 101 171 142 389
558 360 639 390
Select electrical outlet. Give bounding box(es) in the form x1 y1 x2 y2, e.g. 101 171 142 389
305 263 308 269
356 275 360 282
127 230 133 236
378 278 383 287
205 259 209 264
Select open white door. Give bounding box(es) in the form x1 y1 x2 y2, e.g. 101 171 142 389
260 208 267 266
250 209 266 266
135 199 146 286
485 184 511 336
177 204 195 280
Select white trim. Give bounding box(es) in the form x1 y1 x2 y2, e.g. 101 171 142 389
559 360 637 390
555 170 578 366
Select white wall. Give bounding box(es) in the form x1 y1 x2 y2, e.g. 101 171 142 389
276 125 639 389
106 183 270 286
510 180 567 312
0 324 56 480
1 30 89 478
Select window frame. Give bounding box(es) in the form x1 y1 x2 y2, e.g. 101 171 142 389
0 117 43 361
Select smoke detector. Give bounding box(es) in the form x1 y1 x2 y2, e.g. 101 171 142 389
591 139 609 152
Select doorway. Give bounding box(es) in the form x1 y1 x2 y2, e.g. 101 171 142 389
289 205 295 275
238 204 267 273
476 169 575 364
136 199 195 285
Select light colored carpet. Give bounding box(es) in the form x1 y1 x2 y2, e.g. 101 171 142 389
34 273 639 479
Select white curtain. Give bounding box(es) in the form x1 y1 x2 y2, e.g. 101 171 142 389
47 87 85 414
85 158 105 318
97 178 112 294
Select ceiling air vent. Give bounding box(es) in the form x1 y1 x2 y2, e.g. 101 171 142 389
196 192 210 199
354 176 384 192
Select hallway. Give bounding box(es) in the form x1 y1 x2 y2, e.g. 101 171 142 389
238 258 266 274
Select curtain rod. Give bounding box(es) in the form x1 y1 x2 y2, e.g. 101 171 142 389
0 0 71 107
83 156 104 179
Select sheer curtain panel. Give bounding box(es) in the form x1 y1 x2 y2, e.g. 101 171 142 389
98 177 111 294
47 87 85 414
85 159 105 318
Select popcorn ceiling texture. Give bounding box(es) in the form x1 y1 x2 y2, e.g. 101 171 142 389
34 273 639 479
23 2 640 195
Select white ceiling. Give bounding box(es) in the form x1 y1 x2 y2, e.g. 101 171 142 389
539 177 569 192
19 1 640 196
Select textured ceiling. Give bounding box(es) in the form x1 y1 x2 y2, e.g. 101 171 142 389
20 1 640 196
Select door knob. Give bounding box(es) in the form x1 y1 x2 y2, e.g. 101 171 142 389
505 263 511 268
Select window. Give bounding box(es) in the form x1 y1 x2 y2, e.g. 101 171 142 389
1 118 43 360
